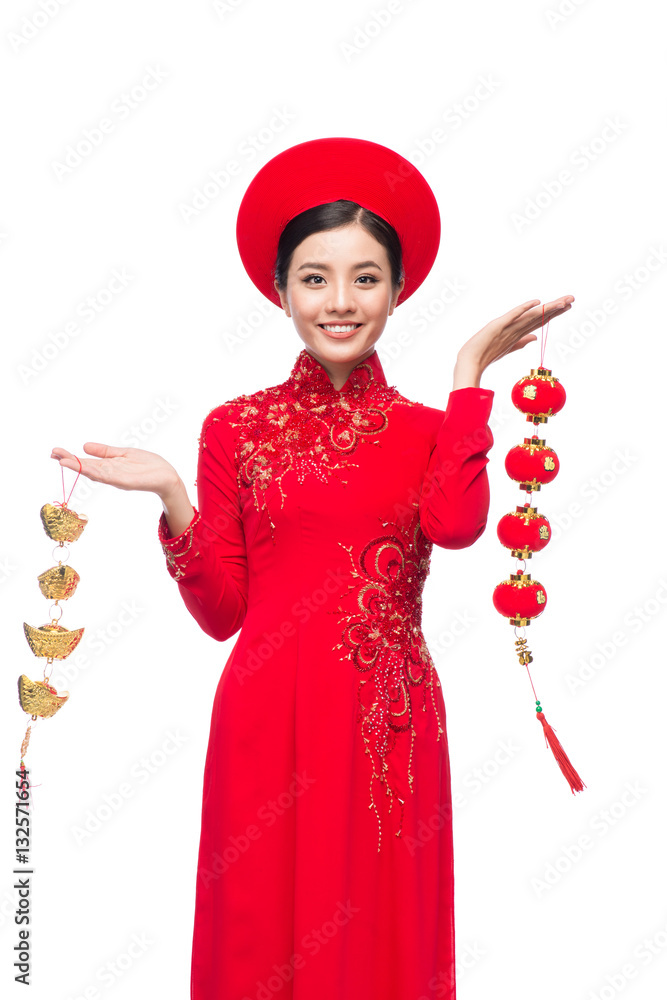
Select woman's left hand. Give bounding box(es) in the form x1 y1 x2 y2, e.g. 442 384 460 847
453 294 574 389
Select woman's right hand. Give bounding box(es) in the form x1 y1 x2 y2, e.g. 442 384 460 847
50 443 182 500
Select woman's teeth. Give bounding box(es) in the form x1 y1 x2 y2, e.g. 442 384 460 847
321 324 360 333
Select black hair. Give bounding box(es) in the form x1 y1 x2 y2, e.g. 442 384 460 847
273 200 404 292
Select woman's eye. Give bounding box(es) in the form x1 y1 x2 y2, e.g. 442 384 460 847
300 274 378 285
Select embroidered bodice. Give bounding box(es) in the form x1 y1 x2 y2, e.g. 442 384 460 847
210 349 419 540
157 346 495 849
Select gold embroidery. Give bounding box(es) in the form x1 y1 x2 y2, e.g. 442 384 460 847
331 505 445 852
206 350 419 543
158 510 202 581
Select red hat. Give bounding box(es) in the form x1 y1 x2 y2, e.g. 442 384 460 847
236 137 441 308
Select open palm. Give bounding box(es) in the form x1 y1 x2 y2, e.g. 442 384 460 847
50 442 180 498
461 295 575 373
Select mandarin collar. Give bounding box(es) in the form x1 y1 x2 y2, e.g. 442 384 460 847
288 348 389 398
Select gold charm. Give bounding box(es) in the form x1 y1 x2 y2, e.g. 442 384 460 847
23 621 84 659
514 636 533 665
37 564 80 600
18 675 69 718
40 502 88 542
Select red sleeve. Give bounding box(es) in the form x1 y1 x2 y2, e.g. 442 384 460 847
419 387 495 549
157 407 248 642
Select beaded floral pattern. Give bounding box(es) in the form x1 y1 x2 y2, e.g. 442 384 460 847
158 509 202 580
205 349 418 542
331 504 446 852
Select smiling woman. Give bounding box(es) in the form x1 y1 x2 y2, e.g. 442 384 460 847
52 136 573 1000
159 138 572 999
163 138 495 999
273 215 405 388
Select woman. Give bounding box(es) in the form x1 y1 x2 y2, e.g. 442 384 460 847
52 138 574 999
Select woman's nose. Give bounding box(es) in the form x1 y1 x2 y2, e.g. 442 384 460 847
325 280 357 315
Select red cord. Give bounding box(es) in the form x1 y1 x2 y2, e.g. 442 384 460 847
540 304 550 368
54 455 82 510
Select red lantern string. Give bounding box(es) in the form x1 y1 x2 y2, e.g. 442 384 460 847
493 304 585 795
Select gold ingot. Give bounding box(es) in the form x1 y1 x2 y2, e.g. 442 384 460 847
40 503 88 542
37 564 80 600
18 675 69 718
23 621 84 659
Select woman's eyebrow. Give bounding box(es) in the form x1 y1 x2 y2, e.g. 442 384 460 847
296 260 383 271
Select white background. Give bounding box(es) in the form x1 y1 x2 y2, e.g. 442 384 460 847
1 1 666 998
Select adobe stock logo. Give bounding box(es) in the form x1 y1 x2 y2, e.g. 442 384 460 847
510 117 628 233
564 577 667 695
8 0 72 53
531 781 648 898
339 0 420 64
585 914 667 1000
198 772 317 887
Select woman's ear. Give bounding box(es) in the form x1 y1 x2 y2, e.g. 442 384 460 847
274 279 291 317
388 278 405 316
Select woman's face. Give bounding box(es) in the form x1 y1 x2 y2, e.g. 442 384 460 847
274 223 404 368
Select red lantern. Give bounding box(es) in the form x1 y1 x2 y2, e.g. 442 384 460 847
511 367 566 424
497 505 551 558
505 436 559 491
492 572 547 626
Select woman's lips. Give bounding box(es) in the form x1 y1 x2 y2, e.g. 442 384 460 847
318 323 362 339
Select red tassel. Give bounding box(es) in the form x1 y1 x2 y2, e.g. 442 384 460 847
536 710 585 793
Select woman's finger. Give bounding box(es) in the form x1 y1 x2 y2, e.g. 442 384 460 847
505 299 573 340
542 297 574 315
51 448 81 466
52 442 128 465
501 299 541 323
526 300 573 332
81 441 129 459
51 445 118 483
505 295 574 331
52 456 106 481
